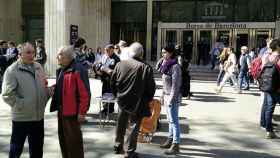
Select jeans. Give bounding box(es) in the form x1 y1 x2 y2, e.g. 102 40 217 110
217 69 225 86
211 55 217 70
239 70 249 90
164 95 181 144
218 72 239 91
260 92 280 132
9 120 44 158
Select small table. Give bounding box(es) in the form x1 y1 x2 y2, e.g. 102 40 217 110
95 96 117 128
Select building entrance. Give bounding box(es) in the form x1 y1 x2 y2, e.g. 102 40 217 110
157 22 275 65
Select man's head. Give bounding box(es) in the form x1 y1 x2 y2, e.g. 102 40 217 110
269 38 280 53
56 46 75 67
35 39 43 47
241 46 248 54
117 40 127 48
74 37 86 49
128 42 144 59
0 40 7 48
104 44 114 57
18 42 35 64
114 45 120 54
8 41 16 48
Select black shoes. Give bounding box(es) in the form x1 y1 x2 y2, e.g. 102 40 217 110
114 145 124 154
160 138 173 149
100 108 114 116
164 143 180 155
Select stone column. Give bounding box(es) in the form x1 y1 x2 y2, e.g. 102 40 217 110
146 0 153 61
0 0 22 43
45 0 111 76
275 19 280 38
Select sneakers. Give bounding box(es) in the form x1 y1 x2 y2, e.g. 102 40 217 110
266 131 277 139
215 88 221 94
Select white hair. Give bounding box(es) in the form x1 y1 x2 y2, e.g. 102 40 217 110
118 40 127 47
128 42 144 59
241 46 248 50
58 45 75 59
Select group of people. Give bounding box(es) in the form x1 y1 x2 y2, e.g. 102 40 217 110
213 38 280 139
1 36 185 158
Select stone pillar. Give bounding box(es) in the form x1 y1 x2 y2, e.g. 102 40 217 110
45 0 111 76
79 0 111 50
0 0 22 43
275 20 280 38
146 0 153 61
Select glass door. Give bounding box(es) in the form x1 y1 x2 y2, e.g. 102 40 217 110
255 30 271 49
165 30 177 47
235 30 249 58
216 30 232 47
197 30 212 65
181 30 195 63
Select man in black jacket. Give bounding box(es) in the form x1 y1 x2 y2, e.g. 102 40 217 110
111 42 156 158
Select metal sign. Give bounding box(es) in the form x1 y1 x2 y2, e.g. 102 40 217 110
70 25 78 45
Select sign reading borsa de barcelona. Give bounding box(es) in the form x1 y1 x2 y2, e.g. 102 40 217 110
185 22 275 29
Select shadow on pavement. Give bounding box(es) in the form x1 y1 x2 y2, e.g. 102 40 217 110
179 147 279 158
190 93 235 103
152 135 205 147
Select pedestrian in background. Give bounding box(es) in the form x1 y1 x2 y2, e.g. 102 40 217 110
35 39 47 68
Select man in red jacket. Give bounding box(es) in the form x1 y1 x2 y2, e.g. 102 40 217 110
50 45 91 158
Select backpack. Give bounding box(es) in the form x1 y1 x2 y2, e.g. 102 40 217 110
249 57 262 79
258 56 280 93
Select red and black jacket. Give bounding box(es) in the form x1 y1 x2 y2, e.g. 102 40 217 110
50 61 91 117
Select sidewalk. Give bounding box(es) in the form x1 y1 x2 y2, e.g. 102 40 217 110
0 79 280 158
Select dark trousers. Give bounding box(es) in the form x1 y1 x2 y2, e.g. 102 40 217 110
115 110 143 155
102 79 115 112
9 120 44 158
181 71 191 97
260 92 280 132
211 55 217 70
58 115 84 158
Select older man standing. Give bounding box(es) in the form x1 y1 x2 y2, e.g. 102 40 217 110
2 42 51 158
111 42 156 158
50 46 91 158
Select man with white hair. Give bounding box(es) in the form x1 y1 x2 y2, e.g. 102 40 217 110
2 42 51 158
111 42 156 158
239 46 251 90
50 45 91 158
118 40 131 61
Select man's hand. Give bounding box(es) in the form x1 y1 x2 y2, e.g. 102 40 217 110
78 114 86 123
